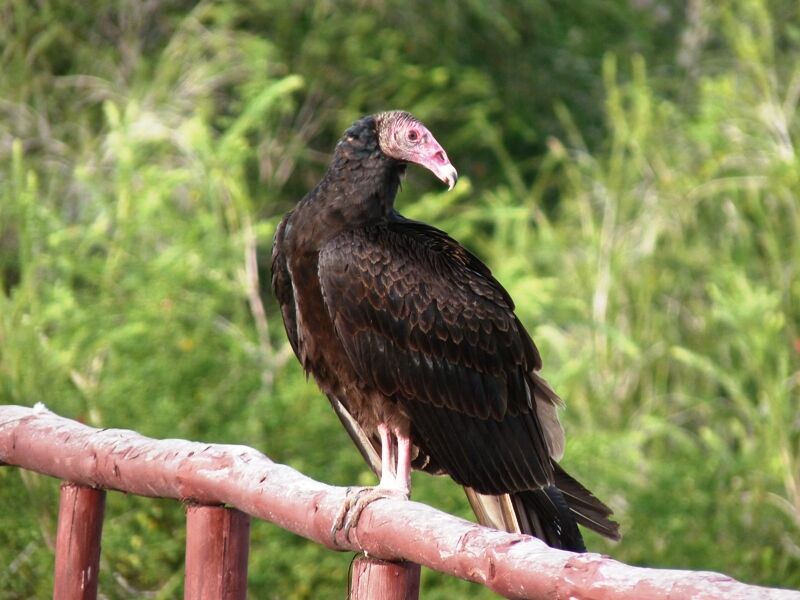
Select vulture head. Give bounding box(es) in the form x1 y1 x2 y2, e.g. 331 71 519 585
374 110 458 190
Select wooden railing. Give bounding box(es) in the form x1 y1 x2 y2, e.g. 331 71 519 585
1 404 799 600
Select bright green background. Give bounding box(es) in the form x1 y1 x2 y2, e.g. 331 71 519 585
1 1 799 597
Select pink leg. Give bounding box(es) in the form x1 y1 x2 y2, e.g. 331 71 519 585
331 423 411 544
394 430 412 495
378 423 398 487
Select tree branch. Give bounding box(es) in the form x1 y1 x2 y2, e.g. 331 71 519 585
0 404 797 600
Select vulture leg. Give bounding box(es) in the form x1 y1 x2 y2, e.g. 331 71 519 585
377 423 412 493
378 422 398 486
394 428 412 493
331 423 411 544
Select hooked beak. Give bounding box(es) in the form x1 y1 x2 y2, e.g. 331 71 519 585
434 163 458 191
417 142 458 191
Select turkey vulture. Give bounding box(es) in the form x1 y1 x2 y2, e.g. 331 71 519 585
271 110 619 551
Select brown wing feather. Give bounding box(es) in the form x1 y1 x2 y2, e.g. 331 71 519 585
277 210 618 544
271 213 301 357
272 212 443 476
318 218 556 493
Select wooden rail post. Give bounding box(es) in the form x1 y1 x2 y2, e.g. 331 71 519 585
184 504 250 600
350 556 421 600
53 483 106 600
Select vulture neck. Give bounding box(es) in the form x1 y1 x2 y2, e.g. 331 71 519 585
294 126 406 249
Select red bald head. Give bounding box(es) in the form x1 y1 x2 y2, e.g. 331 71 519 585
374 111 458 190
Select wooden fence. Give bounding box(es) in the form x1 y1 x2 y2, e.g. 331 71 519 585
1 404 799 600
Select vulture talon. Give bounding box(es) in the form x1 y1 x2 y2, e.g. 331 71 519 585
332 486 408 545
331 486 361 543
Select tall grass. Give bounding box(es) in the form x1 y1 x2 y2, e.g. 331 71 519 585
1 0 798 597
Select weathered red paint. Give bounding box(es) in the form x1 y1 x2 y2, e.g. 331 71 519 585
185 504 250 600
53 483 105 600
350 556 420 600
2 405 799 600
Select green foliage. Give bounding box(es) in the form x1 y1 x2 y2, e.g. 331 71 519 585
1 0 799 597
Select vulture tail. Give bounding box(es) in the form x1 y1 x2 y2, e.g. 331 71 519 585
552 463 621 541
465 466 620 552
511 487 586 551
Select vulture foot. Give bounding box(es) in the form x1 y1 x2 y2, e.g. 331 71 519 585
331 486 408 545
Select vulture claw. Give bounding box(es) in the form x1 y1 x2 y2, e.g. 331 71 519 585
331 486 408 547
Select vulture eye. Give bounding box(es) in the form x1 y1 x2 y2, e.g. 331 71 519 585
407 129 420 142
